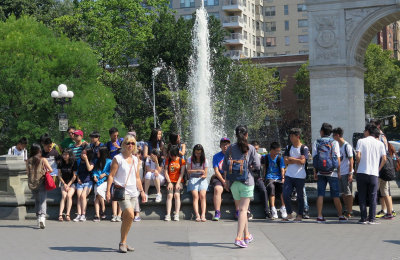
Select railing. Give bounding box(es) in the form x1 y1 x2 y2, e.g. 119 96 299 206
223 16 244 24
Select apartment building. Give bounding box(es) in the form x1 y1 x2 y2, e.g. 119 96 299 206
170 0 309 58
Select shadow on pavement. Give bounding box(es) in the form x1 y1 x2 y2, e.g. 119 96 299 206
383 240 400 245
0 225 36 229
49 246 116 252
154 241 232 249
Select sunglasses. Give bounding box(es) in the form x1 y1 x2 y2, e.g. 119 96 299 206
68 132 74 135
125 142 136 146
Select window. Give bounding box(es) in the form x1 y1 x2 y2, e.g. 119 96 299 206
180 0 195 8
265 6 276 16
298 19 308 28
252 4 255 15
284 20 289 31
299 50 309 54
253 35 256 46
298 35 308 43
244 30 248 40
297 4 307 12
256 21 260 30
256 37 261 46
252 19 255 30
266 37 276 47
204 0 219 6
265 22 276 32
181 14 192 20
244 47 249 56
284 5 289 15
285 36 290 46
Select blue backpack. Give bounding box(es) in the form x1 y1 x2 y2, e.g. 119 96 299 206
313 137 339 175
226 149 249 182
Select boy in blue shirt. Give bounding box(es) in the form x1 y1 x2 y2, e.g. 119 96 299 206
265 142 286 219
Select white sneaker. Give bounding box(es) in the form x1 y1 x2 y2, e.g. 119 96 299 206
143 193 148 203
155 193 162 203
39 215 45 229
37 217 41 229
111 215 117 222
173 214 180 221
79 215 87 222
116 216 122 222
164 215 171 221
280 207 288 219
271 208 278 219
73 214 81 222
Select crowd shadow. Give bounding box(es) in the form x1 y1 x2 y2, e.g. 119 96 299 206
49 246 116 253
383 240 400 245
154 241 232 249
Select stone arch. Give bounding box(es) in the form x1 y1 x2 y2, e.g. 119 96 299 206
347 6 400 67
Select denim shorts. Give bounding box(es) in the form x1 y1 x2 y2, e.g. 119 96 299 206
187 177 208 192
230 181 254 201
317 175 340 198
76 181 94 190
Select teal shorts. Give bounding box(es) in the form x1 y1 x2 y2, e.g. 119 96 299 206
231 181 254 201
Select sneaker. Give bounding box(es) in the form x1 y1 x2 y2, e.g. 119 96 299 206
234 239 248 248
119 243 127 253
281 213 293 222
376 210 386 218
358 219 368 224
266 211 272 219
244 234 254 244
164 215 171 221
213 210 221 221
37 217 41 229
133 216 141 222
93 216 100 222
344 212 353 219
383 214 394 220
271 208 278 220
73 214 81 222
143 193 148 203
39 216 45 229
100 212 106 220
111 215 117 222
368 220 380 225
392 210 397 217
303 209 310 219
247 210 253 220
316 217 326 223
339 216 348 223
173 214 180 221
234 210 239 220
79 215 87 222
280 207 287 219
116 216 122 222
155 193 162 203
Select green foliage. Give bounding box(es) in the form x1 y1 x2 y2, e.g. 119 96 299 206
0 16 117 148
294 61 310 100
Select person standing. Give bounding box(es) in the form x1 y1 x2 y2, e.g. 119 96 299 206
356 124 387 224
223 125 260 248
26 144 53 229
8 137 28 161
106 135 146 253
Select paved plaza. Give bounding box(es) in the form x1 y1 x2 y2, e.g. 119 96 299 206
1 217 400 260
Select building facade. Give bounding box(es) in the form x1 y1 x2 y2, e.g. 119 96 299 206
170 0 309 59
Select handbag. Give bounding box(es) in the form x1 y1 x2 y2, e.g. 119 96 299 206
45 168 56 191
112 158 136 201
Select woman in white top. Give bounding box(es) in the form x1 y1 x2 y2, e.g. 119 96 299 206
106 135 146 253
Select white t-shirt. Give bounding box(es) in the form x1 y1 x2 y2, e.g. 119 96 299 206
356 136 386 176
8 146 27 161
285 145 309 179
145 157 158 171
187 156 209 178
312 138 341 177
113 154 139 197
339 141 354 175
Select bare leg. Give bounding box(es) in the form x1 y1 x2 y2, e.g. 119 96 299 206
236 198 251 240
120 208 134 244
144 179 151 194
333 197 343 217
200 190 207 219
343 195 353 214
154 176 161 194
166 193 173 216
59 189 67 216
270 195 276 208
94 195 100 217
192 190 199 217
213 186 223 211
76 189 83 215
317 196 323 218
174 192 181 215
280 193 285 207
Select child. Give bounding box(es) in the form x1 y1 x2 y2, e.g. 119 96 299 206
73 147 95 222
144 149 165 203
187 144 209 222
265 142 286 219
92 147 112 222
164 145 185 221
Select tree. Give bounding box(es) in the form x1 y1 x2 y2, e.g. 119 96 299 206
0 16 118 151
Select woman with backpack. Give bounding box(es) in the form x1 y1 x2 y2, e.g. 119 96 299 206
187 144 209 222
223 125 260 248
26 143 53 229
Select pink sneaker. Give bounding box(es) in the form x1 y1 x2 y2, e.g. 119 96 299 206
244 234 254 244
234 239 248 248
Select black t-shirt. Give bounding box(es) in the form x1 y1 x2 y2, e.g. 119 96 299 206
58 160 78 183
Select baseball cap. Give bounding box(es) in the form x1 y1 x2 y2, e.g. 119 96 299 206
89 131 100 138
127 131 137 137
220 137 230 143
73 130 84 137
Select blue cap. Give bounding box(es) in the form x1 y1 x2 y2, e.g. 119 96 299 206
220 137 230 143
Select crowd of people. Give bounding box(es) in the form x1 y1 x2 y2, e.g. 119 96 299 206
11 119 399 251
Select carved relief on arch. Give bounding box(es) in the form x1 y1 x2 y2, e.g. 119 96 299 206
345 7 380 42
313 15 339 60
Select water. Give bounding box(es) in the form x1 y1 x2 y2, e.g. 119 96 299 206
189 2 221 157
165 66 183 136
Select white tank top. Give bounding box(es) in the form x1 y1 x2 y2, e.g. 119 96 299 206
113 153 138 197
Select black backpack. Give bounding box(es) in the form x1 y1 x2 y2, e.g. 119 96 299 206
379 155 396 181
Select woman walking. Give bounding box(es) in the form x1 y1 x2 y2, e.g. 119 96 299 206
223 125 260 248
106 135 146 253
26 143 53 229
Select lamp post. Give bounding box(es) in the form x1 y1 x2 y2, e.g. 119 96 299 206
152 67 162 129
367 95 396 121
51 84 74 140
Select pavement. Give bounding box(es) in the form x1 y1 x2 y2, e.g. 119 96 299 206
1 217 400 260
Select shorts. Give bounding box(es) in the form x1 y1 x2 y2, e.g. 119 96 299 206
94 182 107 200
187 177 208 192
266 180 283 197
60 182 76 190
167 182 183 194
118 194 137 212
317 175 340 198
144 171 166 186
211 177 224 187
230 181 254 201
379 178 390 197
76 181 93 190
339 175 353 196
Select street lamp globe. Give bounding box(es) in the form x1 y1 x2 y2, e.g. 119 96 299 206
58 84 68 93
67 91 74 98
51 91 59 98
